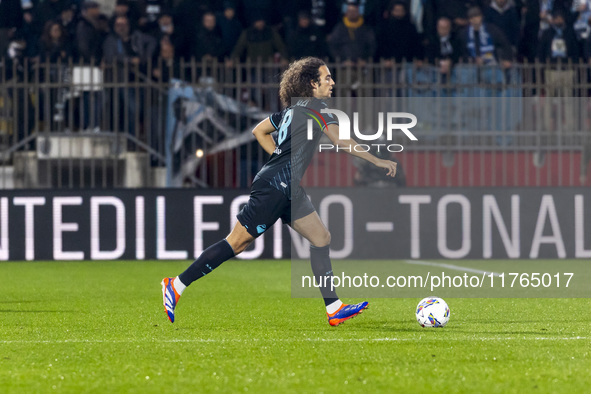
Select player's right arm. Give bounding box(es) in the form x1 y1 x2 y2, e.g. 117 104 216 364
252 118 277 155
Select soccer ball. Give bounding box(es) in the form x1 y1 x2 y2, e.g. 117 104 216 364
416 297 450 327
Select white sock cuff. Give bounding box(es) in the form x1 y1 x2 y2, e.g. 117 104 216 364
173 276 187 295
326 299 343 315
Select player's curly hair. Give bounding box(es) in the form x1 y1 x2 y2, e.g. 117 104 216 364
279 57 326 108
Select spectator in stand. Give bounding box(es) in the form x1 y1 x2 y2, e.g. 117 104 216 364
58 3 78 41
153 36 180 82
5 30 29 79
230 18 287 62
103 15 156 74
19 6 41 58
75 1 104 63
519 0 540 61
484 0 520 51
39 21 74 62
425 16 461 73
375 1 423 63
156 12 174 38
151 35 179 160
146 12 182 53
193 11 225 61
327 0 376 64
458 6 513 67
538 9 579 131
0 0 24 57
38 21 74 131
33 0 70 35
103 14 156 136
287 11 327 59
5 30 35 145
217 2 243 58
229 17 286 109
336 0 386 27
538 8 580 62
173 0 221 58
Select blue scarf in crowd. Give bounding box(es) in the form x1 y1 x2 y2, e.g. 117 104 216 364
551 26 567 58
467 24 496 64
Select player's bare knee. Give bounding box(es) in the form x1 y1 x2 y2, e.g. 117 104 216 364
226 236 253 255
233 241 250 255
324 231 331 246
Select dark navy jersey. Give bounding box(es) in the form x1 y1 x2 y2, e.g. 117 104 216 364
253 98 339 199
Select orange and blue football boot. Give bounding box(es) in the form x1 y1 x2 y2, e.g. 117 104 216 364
327 301 369 326
161 277 181 323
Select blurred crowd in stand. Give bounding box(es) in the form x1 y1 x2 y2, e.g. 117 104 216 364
2 0 591 77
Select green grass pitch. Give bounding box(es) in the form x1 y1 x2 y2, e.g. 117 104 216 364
0 260 589 393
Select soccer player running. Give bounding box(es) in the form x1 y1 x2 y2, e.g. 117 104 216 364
161 57 397 326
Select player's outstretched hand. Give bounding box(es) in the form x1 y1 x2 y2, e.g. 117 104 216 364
376 159 397 177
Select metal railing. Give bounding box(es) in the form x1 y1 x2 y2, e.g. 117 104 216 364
0 58 590 189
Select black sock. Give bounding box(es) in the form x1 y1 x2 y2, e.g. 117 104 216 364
178 239 235 287
310 244 339 306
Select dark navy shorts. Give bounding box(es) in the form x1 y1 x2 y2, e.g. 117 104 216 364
236 179 315 238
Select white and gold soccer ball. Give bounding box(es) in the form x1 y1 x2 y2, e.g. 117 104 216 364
416 297 450 328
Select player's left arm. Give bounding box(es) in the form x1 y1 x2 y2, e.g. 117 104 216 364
252 118 277 155
324 123 397 177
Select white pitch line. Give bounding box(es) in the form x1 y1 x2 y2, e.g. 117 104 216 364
0 337 587 345
405 260 502 277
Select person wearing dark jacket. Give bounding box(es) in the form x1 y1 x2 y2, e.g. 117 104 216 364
146 12 182 52
39 21 74 62
538 9 578 131
230 18 287 62
519 0 540 61
75 1 104 63
538 9 580 63
425 16 461 73
287 11 327 59
57 3 77 43
375 1 423 62
152 36 181 82
458 6 513 67
38 21 74 131
103 15 157 70
484 0 520 49
327 0 376 63
103 15 156 137
193 12 225 61
0 0 24 57
217 3 243 58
